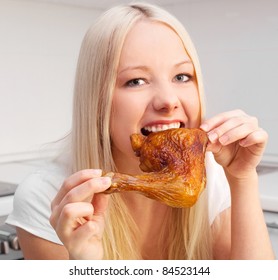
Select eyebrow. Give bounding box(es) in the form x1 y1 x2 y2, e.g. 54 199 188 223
175 60 194 67
118 60 193 75
118 65 150 75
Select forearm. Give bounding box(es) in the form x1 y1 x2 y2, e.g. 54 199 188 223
227 171 275 259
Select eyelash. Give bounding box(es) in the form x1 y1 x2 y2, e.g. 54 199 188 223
125 78 146 88
124 73 193 88
174 73 192 83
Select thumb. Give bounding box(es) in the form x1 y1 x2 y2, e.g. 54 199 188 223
91 193 110 217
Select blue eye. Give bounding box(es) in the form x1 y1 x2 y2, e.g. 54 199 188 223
174 74 191 83
125 78 146 87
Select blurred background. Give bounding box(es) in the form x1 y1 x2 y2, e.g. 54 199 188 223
0 0 277 163
0 0 277 259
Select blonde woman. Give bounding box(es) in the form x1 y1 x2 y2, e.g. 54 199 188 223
7 2 274 260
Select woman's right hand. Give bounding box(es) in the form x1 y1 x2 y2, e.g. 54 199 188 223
50 169 111 260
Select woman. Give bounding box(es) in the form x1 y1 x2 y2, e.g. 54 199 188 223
7 2 274 260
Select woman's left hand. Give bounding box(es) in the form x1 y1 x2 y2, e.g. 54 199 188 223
200 109 268 180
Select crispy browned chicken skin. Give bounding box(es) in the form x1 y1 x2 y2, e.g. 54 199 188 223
105 128 208 207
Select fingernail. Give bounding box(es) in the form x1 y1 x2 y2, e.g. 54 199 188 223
208 132 218 142
239 139 247 147
91 169 102 176
200 123 209 131
101 177 111 187
219 135 229 145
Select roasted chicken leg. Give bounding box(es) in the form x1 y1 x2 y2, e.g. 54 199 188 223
105 128 208 208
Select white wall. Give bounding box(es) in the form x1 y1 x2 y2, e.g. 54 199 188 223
0 0 101 162
1 0 277 163
168 0 278 163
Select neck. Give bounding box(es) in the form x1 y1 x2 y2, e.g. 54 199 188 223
121 192 168 221
120 192 170 259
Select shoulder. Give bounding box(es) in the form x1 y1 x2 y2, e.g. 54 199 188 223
205 152 231 224
14 161 67 201
6 160 67 244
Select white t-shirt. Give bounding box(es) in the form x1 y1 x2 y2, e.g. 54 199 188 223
6 152 231 245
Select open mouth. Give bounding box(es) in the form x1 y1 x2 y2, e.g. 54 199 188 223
141 122 185 136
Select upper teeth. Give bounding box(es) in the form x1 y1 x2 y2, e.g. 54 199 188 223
143 122 180 133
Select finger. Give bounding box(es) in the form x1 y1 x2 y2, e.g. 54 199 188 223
91 193 110 217
61 176 111 205
203 115 258 144
239 128 268 148
72 219 104 243
200 109 247 132
74 197 109 241
216 120 258 146
51 202 95 237
54 176 111 220
51 169 102 210
206 141 223 154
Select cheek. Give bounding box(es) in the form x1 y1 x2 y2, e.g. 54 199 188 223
110 94 142 156
111 90 146 130
181 88 201 125
189 93 201 115
111 94 138 131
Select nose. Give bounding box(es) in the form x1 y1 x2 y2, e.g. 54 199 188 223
152 85 180 113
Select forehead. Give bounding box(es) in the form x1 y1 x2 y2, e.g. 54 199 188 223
119 20 191 66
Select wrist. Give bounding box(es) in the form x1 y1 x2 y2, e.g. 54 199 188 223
224 168 258 184
225 169 259 191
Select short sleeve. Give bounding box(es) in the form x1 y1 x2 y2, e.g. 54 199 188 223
6 163 65 245
206 152 231 225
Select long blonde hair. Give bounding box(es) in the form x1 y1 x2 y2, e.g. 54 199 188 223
71 2 212 259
